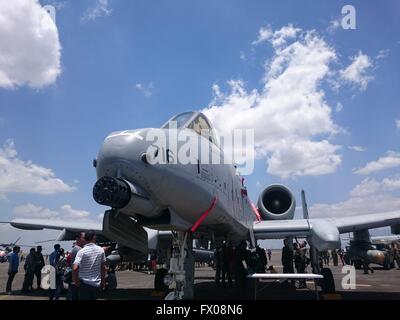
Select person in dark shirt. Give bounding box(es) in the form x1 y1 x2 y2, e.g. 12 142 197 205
281 239 295 288
22 248 36 293
222 242 234 287
214 245 223 285
34 246 45 290
234 241 250 290
255 245 268 273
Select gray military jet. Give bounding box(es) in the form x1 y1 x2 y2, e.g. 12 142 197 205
5 111 400 299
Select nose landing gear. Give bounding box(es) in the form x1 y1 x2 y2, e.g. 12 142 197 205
164 231 195 300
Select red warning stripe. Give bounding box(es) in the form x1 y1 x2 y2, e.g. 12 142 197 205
191 197 218 233
250 201 262 223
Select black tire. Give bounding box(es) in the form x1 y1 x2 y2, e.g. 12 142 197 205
319 268 336 294
390 262 395 269
154 268 168 291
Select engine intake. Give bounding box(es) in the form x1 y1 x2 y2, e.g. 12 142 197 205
257 184 296 220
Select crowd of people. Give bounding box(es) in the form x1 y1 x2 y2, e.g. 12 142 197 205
213 240 353 290
5 231 114 300
213 241 270 289
5 235 400 298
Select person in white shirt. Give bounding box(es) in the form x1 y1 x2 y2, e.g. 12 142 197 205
72 231 106 300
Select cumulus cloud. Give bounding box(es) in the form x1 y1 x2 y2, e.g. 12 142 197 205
12 203 90 220
311 175 400 218
13 203 59 219
310 193 400 218
396 119 400 129
59 204 90 219
339 51 373 91
354 151 400 175
348 146 367 152
0 0 61 89
81 0 112 22
376 49 389 60
252 24 301 49
327 19 341 33
0 139 74 195
335 102 343 113
252 26 273 46
135 82 154 97
204 25 342 178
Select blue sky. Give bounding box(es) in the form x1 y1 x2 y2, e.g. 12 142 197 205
0 0 399 249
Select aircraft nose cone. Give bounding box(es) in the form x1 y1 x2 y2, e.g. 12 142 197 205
95 128 166 193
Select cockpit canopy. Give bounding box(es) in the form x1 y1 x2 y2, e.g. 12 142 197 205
162 111 219 147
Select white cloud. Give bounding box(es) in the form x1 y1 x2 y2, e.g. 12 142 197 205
310 193 400 218
327 19 341 33
376 49 389 60
60 204 90 219
350 178 381 198
0 139 74 195
348 146 367 152
354 151 400 175
253 24 301 49
311 176 400 218
396 119 400 129
381 176 400 191
13 203 59 219
340 51 373 91
81 0 112 22
0 0 61 89
335 102 343 112
50 1 67 10
135 82 154 97
12 203 91 220
204 25 341 178
252 26 273 45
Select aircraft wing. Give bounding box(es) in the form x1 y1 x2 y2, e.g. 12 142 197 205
1 218 104 242
3 214 148 255
330 210 400 233
253 210 400 250
6 218 102 232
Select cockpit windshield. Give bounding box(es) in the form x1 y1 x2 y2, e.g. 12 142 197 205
162 112 196 129
162 111 219 147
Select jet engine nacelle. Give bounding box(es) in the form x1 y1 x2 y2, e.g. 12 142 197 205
257 184 296 220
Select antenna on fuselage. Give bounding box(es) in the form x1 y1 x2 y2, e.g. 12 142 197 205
301 190 309 220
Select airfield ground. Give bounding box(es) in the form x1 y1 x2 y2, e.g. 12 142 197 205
1 250 399 300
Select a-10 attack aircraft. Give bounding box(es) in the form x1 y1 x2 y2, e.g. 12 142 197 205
5 111 400 299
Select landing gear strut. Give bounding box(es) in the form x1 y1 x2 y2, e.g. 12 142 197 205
165 231 195 300
309 245 336 294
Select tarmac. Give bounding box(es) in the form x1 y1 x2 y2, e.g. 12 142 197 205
0 250 399 300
